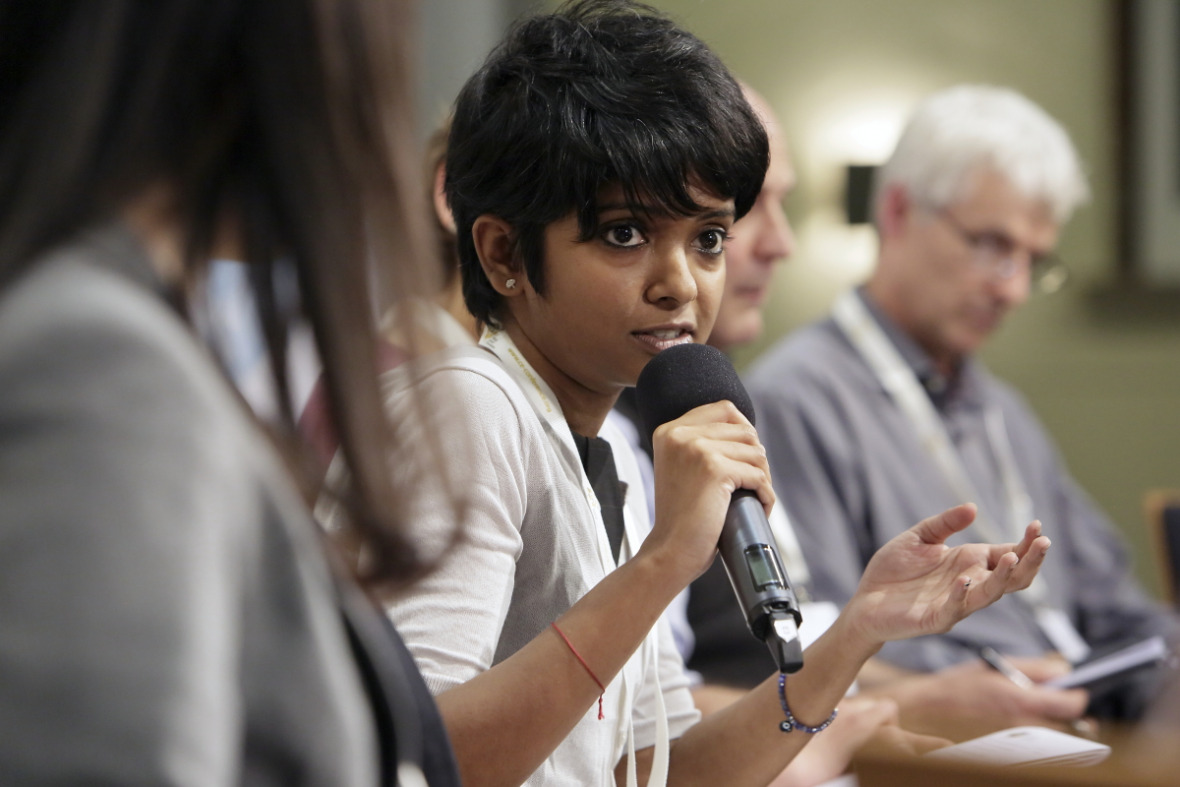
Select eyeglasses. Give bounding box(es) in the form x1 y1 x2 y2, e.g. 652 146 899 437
931 209 1069 295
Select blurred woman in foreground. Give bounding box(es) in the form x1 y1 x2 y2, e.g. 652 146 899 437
0 1 460 784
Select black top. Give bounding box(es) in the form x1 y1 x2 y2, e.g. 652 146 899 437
571 429 627 565
685 558 769 688
336 548 463 786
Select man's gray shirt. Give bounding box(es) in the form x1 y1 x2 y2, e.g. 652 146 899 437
745 289 1173 674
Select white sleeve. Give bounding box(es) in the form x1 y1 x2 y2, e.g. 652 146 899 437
380 366 532 693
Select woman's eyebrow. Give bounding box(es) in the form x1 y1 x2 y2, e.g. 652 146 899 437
595 202 735 221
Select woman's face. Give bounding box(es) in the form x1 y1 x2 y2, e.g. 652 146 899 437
504 183 734 416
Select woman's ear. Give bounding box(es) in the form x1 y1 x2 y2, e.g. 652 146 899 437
472 214 524 296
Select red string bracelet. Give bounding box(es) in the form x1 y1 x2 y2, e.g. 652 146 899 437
551 622 605 720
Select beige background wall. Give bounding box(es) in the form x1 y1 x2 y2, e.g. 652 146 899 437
591 0 1180 596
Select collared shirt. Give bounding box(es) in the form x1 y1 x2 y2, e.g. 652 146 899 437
745 288 1174 672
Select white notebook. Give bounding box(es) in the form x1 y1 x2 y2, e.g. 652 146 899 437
924 726 1111 768
1045 635 1169 690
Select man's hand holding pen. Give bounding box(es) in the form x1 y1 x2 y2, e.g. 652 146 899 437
864 652 1090 736
978 647 1097 738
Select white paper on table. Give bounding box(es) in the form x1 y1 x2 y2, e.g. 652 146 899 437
924 726 1111 768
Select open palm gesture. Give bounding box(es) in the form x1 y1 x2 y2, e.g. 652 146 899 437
845 503 1050 645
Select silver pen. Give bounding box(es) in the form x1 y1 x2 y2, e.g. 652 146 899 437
979 645 1035 689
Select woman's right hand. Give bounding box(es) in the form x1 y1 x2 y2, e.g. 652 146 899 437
639 400 776 586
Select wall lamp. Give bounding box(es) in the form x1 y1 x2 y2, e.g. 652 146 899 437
844 164 877 225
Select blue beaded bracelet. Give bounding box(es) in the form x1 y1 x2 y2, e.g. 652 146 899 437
777 673 838 734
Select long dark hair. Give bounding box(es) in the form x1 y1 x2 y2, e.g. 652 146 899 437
0 0 445 589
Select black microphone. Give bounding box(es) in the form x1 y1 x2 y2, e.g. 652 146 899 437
635 342 803 674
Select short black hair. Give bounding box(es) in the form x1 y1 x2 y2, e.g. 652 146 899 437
446 0 769 327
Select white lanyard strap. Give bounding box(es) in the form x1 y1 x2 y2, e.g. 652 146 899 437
479 328 618 571
833 292 1028 543
480 327 672 783
833 293 1015 544
622 633 669 787
984 406 1035 531
832 292 1089 657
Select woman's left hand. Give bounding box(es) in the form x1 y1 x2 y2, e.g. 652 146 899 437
843 503 1050 646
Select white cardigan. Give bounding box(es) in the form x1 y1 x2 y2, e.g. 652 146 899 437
346 329 698 786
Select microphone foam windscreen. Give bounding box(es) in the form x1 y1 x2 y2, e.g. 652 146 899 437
634 343 755 445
